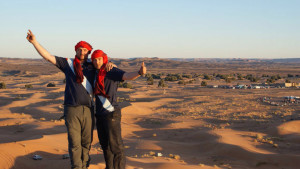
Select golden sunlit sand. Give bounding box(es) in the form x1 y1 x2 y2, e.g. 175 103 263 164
0 58 300 169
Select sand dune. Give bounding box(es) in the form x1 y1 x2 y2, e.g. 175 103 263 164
1 58 300 169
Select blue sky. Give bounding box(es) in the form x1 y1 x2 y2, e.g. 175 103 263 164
0 0 299 59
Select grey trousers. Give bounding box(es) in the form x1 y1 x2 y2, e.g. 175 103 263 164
64 105 94 169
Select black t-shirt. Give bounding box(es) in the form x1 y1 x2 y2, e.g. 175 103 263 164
55 56 95 107
95 67 125 115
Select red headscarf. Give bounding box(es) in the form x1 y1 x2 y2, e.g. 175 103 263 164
91 50 109 98
73 41 93 83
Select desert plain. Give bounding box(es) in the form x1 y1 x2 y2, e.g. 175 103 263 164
0 57 300 169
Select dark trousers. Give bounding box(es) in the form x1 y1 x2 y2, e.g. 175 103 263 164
96 108 125 169
64 105 94 169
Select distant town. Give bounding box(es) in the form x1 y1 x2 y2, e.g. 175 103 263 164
206 82 300 89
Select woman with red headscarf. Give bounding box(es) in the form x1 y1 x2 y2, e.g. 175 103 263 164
91 49 146 169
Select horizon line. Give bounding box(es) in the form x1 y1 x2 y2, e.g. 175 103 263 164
1 56 300 60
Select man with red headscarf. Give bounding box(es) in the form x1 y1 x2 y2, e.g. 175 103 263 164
91 49 146 169
26 30 112 169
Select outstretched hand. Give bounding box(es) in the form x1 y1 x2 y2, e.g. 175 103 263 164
122 62 147 80
26 30 36 43
139 62 146 75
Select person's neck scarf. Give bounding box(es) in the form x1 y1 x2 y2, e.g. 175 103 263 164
73 41 93 83
73 56 84 83
92 50 109 98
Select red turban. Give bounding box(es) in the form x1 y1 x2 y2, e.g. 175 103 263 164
92 50 109 98
73 41 93 83
75 41 93 51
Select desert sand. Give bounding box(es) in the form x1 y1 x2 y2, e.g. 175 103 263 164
0 58 300 169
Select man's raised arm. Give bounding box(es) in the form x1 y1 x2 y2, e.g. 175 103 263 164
26 30 56 65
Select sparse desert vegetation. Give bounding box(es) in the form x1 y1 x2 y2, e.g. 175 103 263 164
47 82 56 87
0 82 6 89
0 57 300 169
24 84 33 89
